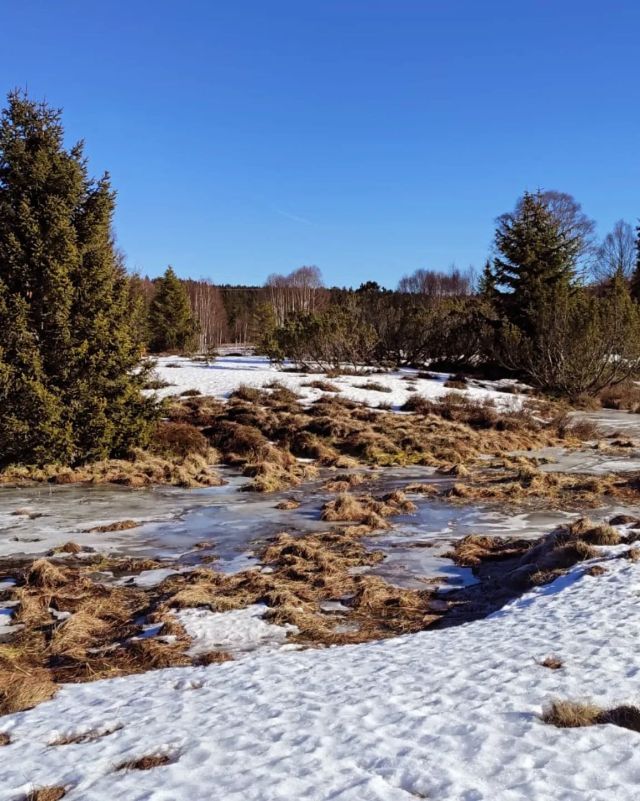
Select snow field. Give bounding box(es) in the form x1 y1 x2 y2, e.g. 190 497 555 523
1 547 639 800
151 355 524 410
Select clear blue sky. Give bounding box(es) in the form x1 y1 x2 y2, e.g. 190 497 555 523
1 1 639 288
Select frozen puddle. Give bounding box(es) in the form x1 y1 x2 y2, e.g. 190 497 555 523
3 462 640 591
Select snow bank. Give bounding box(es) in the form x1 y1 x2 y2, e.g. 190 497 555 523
151 355 523 410
2 551 639 800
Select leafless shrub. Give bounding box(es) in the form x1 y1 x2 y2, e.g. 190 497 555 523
599 381 640 412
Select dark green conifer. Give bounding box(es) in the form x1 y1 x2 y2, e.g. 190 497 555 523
148 266 198 352
492 191 577 335
0 91 158 466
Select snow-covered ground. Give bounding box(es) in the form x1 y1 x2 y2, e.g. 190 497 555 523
150 355 524 409
175 605 299 656
2 547 640 800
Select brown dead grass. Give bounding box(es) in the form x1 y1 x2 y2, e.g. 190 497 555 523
0 669 58 715
49 724 123 746
1 377 566 491
26 560 68 589
323 472 366 492
275 498 301 510
321 491 416 527
87 520 140 533
0 731 10 745
539 656 563 670
0 448 223 489
541 699 604 728
302 380 340 392
542 700 640 733
193 651 234 666
448 520 604 593
599 381 640 413
114 753 176 771
24 787 67 801
442 466 640 509
448 535 530 567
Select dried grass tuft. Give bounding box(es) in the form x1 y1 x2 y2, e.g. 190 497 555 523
24 787 67 801
87 520 140 533
49 724 123 746
193 650 234 666
541 699 604 728
26 559 68 589
539 656 563 670
542 700 640 733
114 752 176 771
0 669 58 715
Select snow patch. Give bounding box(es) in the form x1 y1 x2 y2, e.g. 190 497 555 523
175 604 298 655
150 355 525 411
2 553 639 799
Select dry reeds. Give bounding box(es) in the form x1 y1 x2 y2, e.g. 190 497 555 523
26 560 68 589
541 699 604 728
542 700 640 733
0 669 58 715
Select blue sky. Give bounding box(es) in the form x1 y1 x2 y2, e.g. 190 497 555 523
1 1 639 288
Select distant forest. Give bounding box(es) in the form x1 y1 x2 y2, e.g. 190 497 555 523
134 263 476 350
139 193 640 400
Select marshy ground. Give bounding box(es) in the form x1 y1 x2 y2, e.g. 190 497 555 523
3 375 640 721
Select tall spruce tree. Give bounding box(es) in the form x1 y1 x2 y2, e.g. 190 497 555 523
148 266 198 352
491 191 577 335
0 91 158 466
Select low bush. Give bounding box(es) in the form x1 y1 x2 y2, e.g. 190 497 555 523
599 381 640 412
151 422 210 458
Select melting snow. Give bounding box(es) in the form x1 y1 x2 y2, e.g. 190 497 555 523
150 355 525 410
175 604 299 656
1 552 639 799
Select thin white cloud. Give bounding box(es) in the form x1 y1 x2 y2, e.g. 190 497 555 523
272 207 315 226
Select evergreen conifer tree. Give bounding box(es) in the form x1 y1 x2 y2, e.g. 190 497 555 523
148 266 198 352
0 91 158 466
477 259 496 300
492 191 577 335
